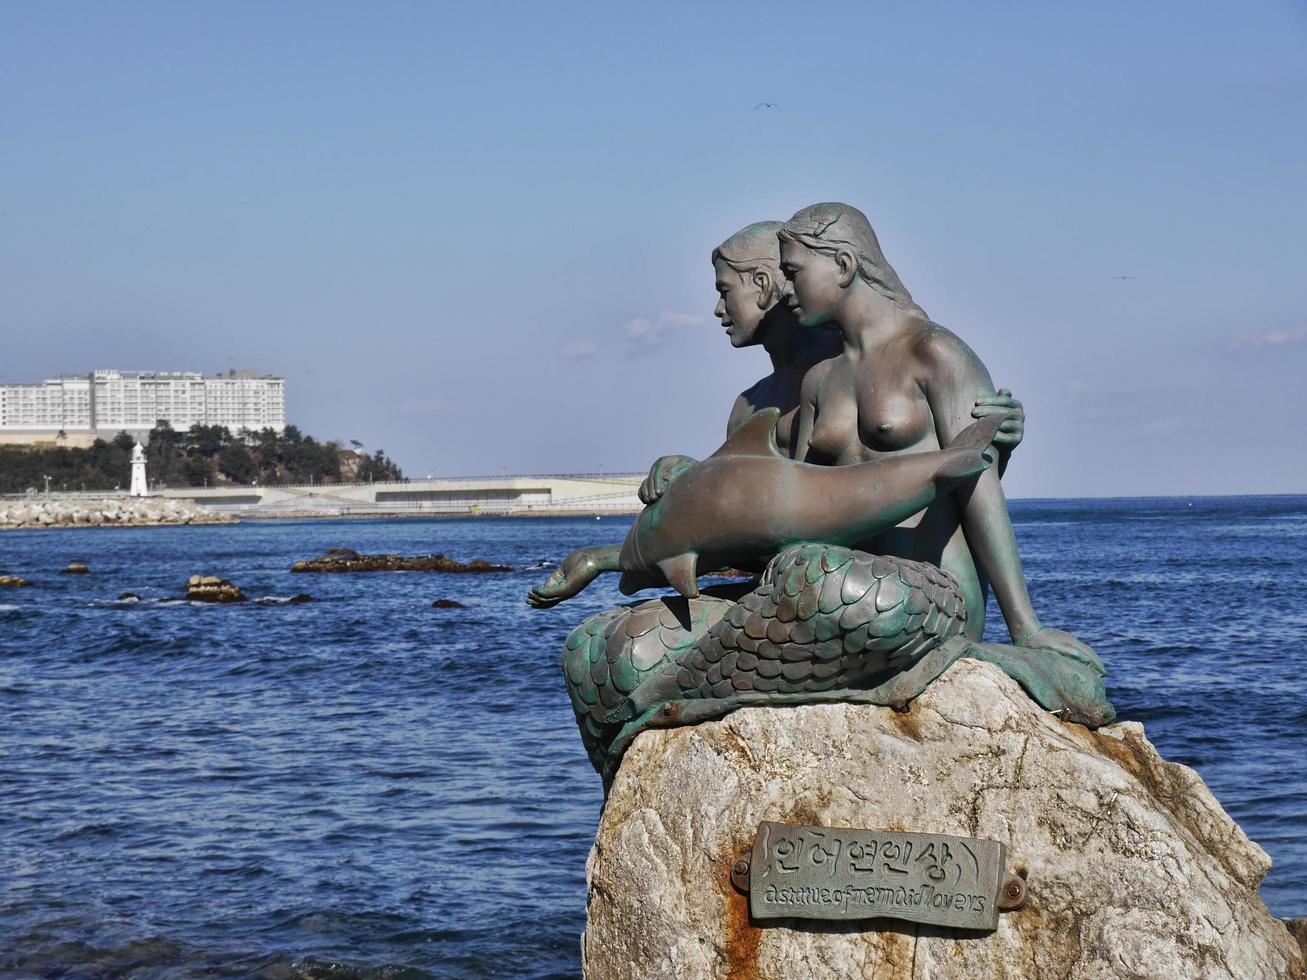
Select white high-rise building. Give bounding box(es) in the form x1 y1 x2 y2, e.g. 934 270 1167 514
0 370 285 443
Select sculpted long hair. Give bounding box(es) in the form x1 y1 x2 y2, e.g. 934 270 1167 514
778 203 927 318
712 221 792 308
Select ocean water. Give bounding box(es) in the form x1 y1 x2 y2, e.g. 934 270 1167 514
0 496 1304 977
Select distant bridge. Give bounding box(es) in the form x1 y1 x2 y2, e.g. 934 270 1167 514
157 473 645 517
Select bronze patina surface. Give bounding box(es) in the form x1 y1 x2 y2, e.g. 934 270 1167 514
531 204 1113 785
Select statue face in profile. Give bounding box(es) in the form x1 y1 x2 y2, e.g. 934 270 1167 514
779 238 849 329
713 256 775 348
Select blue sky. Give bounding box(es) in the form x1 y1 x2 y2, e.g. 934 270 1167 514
2 1 1304 495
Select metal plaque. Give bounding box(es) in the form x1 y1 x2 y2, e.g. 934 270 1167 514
746 821 1008 930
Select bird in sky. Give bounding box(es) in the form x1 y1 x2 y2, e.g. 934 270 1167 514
754 102 780 110
1111 275 1136 280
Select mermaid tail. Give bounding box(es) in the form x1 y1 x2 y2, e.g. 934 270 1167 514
561 591 736 774
561 543 1116 787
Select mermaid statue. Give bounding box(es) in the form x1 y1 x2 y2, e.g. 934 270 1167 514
529 207 1113 787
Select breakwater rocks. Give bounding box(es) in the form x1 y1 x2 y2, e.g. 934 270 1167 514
291 548 511 573
0 496 235 530
584 659 1305 979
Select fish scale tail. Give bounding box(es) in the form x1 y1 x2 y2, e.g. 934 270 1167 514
679 544 969 699
561 596 733 770
567 546 970 782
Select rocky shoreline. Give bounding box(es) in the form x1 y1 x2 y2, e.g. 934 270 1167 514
0 496 235 530
291 548 511 573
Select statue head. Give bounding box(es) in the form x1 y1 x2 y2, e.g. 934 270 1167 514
777 203 925 327
711 221 791 348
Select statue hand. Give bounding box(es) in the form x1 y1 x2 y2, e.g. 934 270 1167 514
972 388 1025 452
525 544 619 608
638 454 698 505
1015 626 1106 676
526 566 572 608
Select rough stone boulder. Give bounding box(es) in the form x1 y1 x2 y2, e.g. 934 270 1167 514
185 576 246 603
584 659 1304 979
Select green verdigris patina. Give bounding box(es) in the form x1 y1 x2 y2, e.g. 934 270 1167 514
530 203 1113 787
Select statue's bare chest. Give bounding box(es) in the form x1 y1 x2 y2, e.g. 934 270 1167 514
808 365 932 461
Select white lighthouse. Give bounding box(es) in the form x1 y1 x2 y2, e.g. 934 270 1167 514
129 442 148 497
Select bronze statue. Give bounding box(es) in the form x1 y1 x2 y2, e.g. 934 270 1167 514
531 206 1111 786
526 221 1023 608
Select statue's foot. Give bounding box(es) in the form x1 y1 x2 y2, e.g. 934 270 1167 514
526 545 616 608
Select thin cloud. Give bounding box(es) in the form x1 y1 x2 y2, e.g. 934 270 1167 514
1226 328 1307 353
561 342 598 362
625 312 706 354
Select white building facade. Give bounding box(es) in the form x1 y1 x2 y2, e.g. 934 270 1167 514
0 370 285 442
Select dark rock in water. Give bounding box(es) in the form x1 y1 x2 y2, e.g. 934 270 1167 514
61 562 90 575
253 594 313 606
0 575 32 588
117 592 142 602
185 576 246 603
292 551 511 574
431 598 467 609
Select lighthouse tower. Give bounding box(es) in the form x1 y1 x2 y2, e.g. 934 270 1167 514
129 442 148 497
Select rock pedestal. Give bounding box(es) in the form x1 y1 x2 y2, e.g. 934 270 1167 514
583 660 1304 979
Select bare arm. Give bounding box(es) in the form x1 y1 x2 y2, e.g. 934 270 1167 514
920 334 1113 674
918 336 1043 641
920 336 1099 663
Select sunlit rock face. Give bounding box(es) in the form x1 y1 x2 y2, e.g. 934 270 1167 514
583 660 1304 979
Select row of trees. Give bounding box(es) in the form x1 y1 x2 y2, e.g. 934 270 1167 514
0 423 403 494
0 432 139 494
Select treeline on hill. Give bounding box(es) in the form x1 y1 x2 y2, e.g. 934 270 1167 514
0 423 403 494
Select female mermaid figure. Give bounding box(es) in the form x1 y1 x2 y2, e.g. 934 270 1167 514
778 202 1090 658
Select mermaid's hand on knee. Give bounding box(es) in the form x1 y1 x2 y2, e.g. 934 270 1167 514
1016 626 1106 676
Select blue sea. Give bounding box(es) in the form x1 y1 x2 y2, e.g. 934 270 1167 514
1 496 1304 977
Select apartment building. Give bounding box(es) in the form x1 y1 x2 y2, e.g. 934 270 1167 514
0 370 285 442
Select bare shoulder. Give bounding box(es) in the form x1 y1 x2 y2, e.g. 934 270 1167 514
727 385 760 435
908 320 993 389
799 356 835 401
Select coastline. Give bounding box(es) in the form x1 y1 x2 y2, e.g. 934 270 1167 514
0 496 236 531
